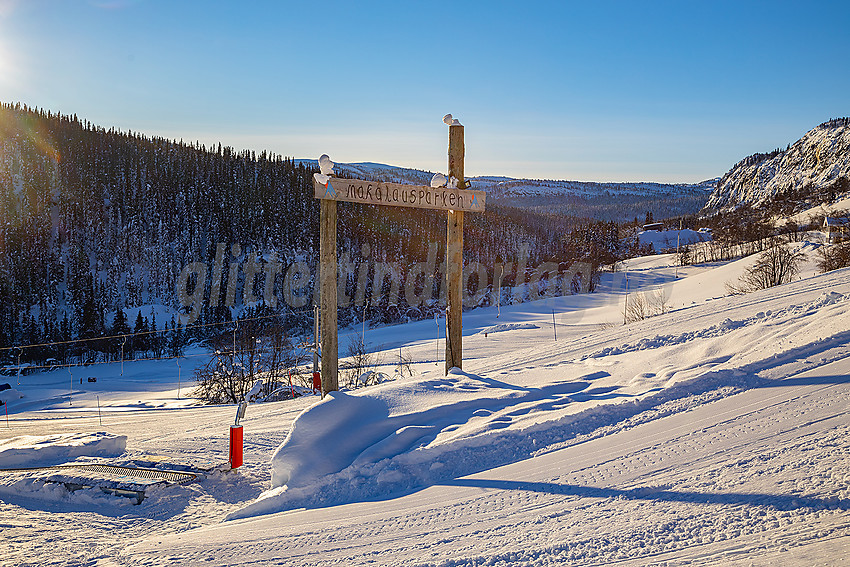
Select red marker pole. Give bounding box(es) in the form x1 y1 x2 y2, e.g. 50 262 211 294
229 424 243 469
289 369 294 398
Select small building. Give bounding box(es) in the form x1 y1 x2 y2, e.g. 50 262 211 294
642 222 664 232
823 216 849 242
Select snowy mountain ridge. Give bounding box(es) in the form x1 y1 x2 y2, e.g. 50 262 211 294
705 117 850 212
473 177 716 199
298 158 716 199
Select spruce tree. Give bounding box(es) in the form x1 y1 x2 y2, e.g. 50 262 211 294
110 307 130 361
132 311 146 358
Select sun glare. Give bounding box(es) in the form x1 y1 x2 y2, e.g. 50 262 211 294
0 0 15 19
0 0 20 85
0 40 19 89
0 46 9 77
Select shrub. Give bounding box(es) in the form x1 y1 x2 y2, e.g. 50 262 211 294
817 242 850 272
726 241 805 294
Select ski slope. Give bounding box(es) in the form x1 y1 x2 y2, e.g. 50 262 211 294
0 242 848 566
127 356 850 566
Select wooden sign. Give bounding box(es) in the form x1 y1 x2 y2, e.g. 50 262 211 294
314 177 486 213
313 122 476 395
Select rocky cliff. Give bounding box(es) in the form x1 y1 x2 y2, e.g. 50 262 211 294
704 118 850 212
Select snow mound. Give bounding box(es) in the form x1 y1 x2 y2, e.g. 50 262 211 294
265 371 531 492
269 391 388 488
811 290 847 309
479 323 540 334
228 367 756 521
0 432 127 469
0 387 24 405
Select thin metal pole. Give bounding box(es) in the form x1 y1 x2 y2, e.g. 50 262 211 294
552 308 557 341
362 301 367 345
675 218 682 279
97 395 102 426
496 265 503 318
435 312 439 365
68 368 73 406
289 368 294 398
623 271 629 325
176 356 181 399
233 320 238 360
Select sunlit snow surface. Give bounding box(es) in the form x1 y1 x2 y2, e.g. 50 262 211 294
0 432 126 468
1 240 849 566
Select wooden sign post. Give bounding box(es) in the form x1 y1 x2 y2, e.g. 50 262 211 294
319 196 338 396
445 123 464 373
314 122 484 394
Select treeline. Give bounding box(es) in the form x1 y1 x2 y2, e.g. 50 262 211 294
0 103 635 366
490 190 709 224
766 176 850 217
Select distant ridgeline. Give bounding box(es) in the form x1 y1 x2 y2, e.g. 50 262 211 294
0 103 636 361
477 178 715 224
329 164 716 224
704 118 850 214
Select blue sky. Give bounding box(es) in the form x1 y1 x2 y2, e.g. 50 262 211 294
1 0 847 182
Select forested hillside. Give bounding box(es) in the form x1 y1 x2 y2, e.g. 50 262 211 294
0 103 629 364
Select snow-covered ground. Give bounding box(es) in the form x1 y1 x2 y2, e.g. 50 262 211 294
637 227 712 252
1 241 849 566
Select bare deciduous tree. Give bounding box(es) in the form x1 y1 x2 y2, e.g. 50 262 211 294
649 288 671 316
624 288 671 324
817 242 850 273
726 240 805 295
341 335 380 389
396 348 414 378
192 317 306 404
624 291 650 324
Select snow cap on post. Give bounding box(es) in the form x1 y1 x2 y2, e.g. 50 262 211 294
431 173 447 188
443 113 462 127
314 154 334 186
318 154 334 175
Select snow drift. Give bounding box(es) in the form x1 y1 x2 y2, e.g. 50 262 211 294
0 432 127 469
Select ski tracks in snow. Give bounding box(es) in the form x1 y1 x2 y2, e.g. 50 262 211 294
119 357 850 566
